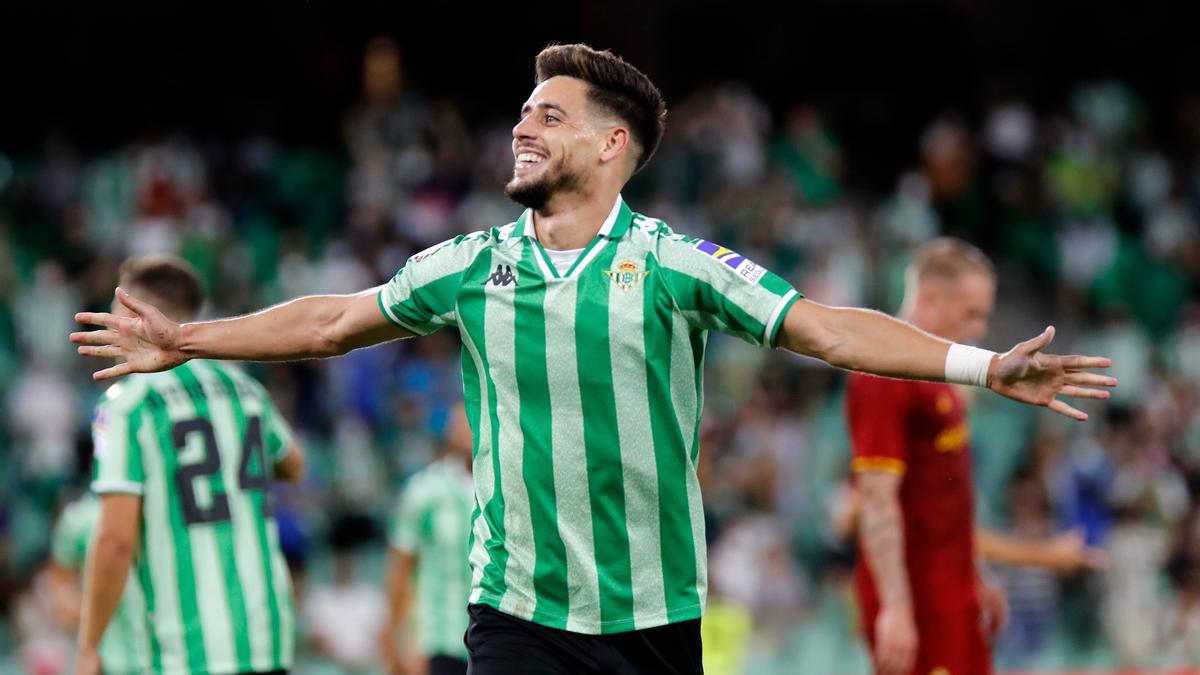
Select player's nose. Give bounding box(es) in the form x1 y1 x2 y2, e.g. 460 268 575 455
512 114 537 141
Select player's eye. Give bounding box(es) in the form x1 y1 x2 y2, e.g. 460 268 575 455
545 114 559 124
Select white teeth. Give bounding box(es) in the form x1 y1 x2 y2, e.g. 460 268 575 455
516 153 544 164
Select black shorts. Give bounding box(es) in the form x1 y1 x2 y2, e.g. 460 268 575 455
465 603 703 675
430 654 469 675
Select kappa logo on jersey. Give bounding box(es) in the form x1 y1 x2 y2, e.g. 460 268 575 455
605 259 650 291
694 239 768 284
483 264 518 287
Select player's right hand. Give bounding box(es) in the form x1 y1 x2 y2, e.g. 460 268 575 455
874 605 917 675
987 325 1115 421
71 287 188 380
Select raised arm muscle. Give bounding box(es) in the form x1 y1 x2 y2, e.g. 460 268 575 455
180 286 410 361
778 299 952 381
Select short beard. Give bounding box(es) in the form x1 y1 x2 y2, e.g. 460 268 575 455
504 161 584 210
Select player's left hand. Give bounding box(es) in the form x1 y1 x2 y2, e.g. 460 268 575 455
73 647 102 675
988 326 1116 421
976 579 1009 636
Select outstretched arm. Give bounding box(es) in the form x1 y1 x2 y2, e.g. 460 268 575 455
72 286 409 380
777 299 1115 420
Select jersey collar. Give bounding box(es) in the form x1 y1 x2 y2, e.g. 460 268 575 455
517 194 633 242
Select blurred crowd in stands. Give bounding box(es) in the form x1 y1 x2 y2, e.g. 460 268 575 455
1 38 1199 673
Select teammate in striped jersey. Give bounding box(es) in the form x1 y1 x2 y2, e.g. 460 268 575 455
381 403 474 675
75 255 304 675
72 45 1115 674
49 493 149 674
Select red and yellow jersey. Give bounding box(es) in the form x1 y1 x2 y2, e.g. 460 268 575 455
847 373 978 619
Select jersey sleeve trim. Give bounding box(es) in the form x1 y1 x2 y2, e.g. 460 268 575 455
91 480 146 495
764 289 801 348
850 457 907 475
376 287 428 335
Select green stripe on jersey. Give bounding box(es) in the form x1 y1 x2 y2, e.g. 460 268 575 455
144 389 209 673
378 196 801 634
575 242 636 629
457 247 512 609
512 241 571 626
90 361 296 673
207 365 286 669
174 365 254 669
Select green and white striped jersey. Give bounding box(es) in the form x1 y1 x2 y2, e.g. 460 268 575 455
379 195 801 634
388 457 473 659
51 494 150 674
91 360 297 674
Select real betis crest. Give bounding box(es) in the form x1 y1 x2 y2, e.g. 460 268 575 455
605 259 649 291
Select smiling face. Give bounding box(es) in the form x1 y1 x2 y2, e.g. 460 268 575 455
504 76 628 210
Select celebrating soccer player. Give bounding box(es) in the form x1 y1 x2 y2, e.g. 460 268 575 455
74 256 305 675
72 45 1114 674
847 239 1104 675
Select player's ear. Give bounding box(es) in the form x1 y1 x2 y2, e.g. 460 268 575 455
599 126 631 164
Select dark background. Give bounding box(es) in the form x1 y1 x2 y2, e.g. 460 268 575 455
3 0 1198 190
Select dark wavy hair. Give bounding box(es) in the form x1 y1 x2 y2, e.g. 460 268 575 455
535 44 667 173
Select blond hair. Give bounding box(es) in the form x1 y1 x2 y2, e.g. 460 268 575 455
908 237 995 287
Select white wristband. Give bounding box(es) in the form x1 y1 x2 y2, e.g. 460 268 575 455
944 343 996 387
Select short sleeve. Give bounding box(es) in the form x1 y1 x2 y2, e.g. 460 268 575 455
50 500 94 569
655 236 801 347
378 235 485 335
388 477 426 554
846 373 911 475
91 382 149 496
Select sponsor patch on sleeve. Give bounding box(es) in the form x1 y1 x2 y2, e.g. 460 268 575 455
694 239 767 284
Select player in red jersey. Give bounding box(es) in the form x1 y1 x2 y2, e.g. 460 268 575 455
848 238 1101 675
